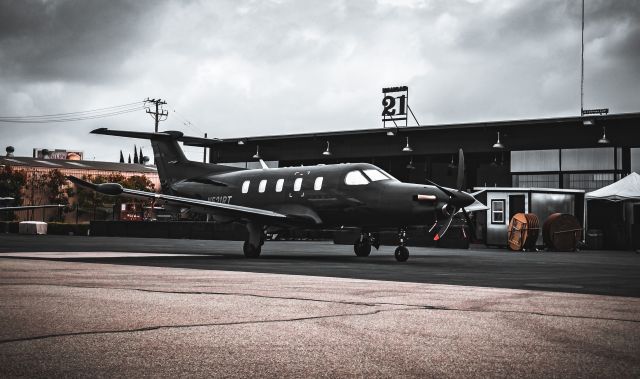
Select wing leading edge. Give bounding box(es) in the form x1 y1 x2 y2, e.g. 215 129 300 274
66 175 289 224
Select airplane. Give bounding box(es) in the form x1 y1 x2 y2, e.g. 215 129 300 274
67 128 482 262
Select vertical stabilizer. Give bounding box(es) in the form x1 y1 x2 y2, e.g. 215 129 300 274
91 128 243 191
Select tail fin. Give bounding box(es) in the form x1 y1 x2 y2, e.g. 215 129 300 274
92 128 242 191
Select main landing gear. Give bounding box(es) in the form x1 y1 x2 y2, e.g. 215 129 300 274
243 223 265 258
353 232 380 257
394 228 409 262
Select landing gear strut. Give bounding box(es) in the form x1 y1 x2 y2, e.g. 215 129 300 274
354 232 372 257
394 227 409 262
244 223 265 258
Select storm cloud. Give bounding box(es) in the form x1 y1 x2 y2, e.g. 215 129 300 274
0 0 638 161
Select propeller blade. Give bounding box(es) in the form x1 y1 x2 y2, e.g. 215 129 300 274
456 148 465 191
426 179 456 198
434 208 457 241
462 208 471 228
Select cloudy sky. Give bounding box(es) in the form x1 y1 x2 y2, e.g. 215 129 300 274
1 0 638 161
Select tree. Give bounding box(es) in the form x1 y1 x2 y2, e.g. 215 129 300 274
0 167 27 221
72 173 154 221
119 150 124 163
42 169 71 221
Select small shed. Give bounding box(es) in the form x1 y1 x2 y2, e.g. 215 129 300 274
473 187 585 247
586 172 640 250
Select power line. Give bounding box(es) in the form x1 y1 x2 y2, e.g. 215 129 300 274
172 108 205 135
0 101 143 119
0 102 145 123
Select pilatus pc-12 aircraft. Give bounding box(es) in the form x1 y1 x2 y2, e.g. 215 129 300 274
68 128 481 262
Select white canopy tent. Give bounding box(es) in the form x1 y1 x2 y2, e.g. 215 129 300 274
586 172 640 201
585 172 640 250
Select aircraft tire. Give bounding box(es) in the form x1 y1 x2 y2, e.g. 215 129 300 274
354 240 372 257
243 241 262 258
394 246 409 262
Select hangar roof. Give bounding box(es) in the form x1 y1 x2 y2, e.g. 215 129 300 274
0 156 157 173
184 111 640 147
186 111 640 162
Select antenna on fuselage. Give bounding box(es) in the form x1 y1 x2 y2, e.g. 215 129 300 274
259 159 270 170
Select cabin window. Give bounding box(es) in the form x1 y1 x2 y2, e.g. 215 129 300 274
491 200 505 224
242 180 250 194
344 170 369 185
294 178 303 191
314 177 323 190
275 179 284 192
258 179 267 193
363 169 390 182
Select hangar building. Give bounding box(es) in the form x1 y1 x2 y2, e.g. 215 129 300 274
186 112 640 249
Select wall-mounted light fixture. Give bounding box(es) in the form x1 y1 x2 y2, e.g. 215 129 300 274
597 126 610 144
237 139 245 145
402 136 413 152
406 157 415 170
252 145 261 159
386 130 396 136
322 141 332 156
490 154 499 167
492 131 505 149
582 119 594 127
447 155 457 169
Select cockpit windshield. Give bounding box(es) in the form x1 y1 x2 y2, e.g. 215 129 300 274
363 169 393 182
344 170 369 185
345 169 395 185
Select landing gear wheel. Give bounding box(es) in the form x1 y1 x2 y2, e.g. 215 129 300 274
353 239 372 257
243 241 262 258
394 246 409 262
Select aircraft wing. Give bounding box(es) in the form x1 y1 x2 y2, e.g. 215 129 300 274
0 204 66 211
66 175 292 224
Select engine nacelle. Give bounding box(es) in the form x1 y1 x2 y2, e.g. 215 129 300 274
96 183 124 196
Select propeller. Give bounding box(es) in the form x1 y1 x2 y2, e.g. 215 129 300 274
431 149 476 241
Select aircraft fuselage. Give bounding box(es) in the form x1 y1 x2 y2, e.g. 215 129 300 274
170 162 451 229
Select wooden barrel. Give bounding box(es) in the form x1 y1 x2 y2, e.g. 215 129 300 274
543 213 582 251
507 213 540 251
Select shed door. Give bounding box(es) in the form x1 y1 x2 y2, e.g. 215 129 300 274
509 195 526 222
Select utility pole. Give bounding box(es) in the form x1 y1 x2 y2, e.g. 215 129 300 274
203 133 207 163
580 0 585 116
144 98 168 132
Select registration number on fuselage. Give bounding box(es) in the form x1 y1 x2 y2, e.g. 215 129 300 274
208 195 233 204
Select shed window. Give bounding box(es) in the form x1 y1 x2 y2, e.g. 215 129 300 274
242 180 250 194
258 179 267 193
293 178 303 191
314 177 323 190
275 179 284 192
491 200 505 224
344 170 369 185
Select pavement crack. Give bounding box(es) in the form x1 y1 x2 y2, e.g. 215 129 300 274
2 283 638 324
0 308 410 345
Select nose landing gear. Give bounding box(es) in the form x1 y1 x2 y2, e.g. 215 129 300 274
394 228 409 262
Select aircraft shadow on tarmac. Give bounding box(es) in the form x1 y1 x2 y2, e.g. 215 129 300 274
10 251 640 298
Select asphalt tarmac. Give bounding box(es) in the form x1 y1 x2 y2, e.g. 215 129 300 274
1 234 639 377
